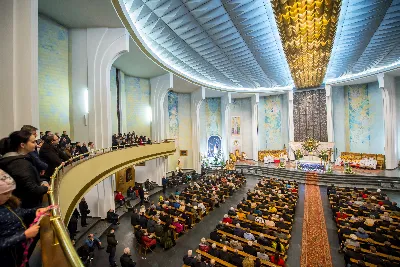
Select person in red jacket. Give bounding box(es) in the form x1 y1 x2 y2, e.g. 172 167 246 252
270 253 285 266
141 232 156 248
222 214 233 224
335 210 348 223
115 192 125 206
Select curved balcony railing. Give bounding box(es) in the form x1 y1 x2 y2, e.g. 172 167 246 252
40 142 176 267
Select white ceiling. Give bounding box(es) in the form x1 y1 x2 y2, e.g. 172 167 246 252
38 0 123 28
113 38 167 78
172 76 200 93
38 0 167 79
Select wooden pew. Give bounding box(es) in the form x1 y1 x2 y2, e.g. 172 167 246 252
217 230 287 259
195 249 236 267
207 239 281 267
223 223 288 244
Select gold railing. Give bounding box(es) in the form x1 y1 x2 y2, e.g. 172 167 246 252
42 142 176 267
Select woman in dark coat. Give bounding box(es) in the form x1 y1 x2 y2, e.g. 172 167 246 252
0 169 49 266
0 131 49 209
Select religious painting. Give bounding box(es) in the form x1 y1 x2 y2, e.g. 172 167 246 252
125 168 133 182
231 116 241 136
180 150 188 156
207 135 221 158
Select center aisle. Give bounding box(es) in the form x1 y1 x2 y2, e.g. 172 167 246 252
91 176 258 267
300 183 332 267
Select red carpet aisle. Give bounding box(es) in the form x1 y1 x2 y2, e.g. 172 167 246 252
300 173 332 267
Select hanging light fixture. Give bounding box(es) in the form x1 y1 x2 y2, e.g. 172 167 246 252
270 0 342 89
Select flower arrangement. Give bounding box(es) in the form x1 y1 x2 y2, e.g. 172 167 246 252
294 149 303 160
301 137 320 153
319 150 328 162
326 163 333 174
343 162 354 174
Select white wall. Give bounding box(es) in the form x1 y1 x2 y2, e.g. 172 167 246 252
82 175 116 218
0 0 39 137
134 158 166 185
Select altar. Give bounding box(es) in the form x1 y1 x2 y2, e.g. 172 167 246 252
296 155 325 171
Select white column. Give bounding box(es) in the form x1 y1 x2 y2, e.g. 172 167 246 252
86 28 129 148
378 73 398 169
251 94 259 160
150 73 173 142
288 91 295 160
221 93 232 160
325 85 334 142
0 0 39 137
191 87 205 173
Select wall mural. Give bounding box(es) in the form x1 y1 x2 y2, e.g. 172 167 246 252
293 89 328 142
38 16 70 133
168 91 179 139
125 76 150 136
167 92 192 171
346 84 371 151
263 95 283 149
205 98 222 137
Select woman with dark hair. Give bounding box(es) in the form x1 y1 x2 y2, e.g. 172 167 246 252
0 131 49 208
0 169 50 266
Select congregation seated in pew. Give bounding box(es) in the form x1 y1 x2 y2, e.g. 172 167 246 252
184 177 298 267
329 185 400 266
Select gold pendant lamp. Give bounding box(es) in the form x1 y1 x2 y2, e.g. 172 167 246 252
270 0 342 88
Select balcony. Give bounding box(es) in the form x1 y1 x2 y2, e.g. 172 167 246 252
40 142 175 267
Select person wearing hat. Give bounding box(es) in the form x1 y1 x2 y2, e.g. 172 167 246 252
355 227 369 239
0 169 50 266
345 234 360 248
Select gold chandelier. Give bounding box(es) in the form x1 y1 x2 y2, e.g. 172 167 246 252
271 0 342 88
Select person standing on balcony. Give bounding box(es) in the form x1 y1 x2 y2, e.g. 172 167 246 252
0 169 50 267
79 198 89 227
39 134 68 182
0 131 49 208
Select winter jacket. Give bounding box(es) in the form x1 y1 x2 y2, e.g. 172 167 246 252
0 153 48 208
29 150 48 172
39 142 64 180
120 254 136 267
106 233 118 254
0 204 37 267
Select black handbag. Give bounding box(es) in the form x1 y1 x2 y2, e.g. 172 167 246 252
86 209 91 214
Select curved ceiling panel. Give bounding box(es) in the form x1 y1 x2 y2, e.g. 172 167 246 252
326 0 400 80
114 0 293 91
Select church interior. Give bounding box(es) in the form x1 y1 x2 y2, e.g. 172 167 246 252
1 0 400 267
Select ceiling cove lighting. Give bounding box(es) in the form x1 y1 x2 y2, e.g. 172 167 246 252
270 0 342 89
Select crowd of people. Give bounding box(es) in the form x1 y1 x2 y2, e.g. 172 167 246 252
112 132 151 147
0 126 86 266
130 172 246 254
183 177 299 267
329 186 400 266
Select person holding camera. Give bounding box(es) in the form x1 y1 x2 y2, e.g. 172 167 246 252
79 198 90 227
85 233 104 252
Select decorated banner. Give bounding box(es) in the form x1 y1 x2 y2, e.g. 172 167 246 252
231 116 241 136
